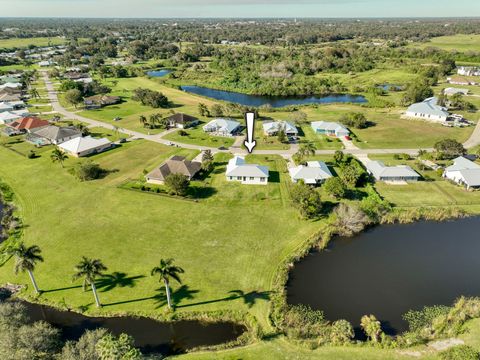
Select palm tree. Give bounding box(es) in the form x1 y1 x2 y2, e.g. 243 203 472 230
360 314 382 343
151 258 184 309
8 243 43 294
139 115 147 128
29 88 40 100
50 148 68 168
299 141 316 157
72 257 107 307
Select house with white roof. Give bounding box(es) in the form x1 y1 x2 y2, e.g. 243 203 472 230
263 121 298 136
365 161 420 183
0 83 22 90
289 161 332 185
225 156 269 185
443 88 469 96
58 136 112 157
311 121 349 138
443 156 480 190
203 118 241 137
405 97 449 123
457 66 480 77
0 110 30 124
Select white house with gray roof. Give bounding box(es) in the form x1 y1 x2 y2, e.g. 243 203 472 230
443 156 480 190
225 156 269 185
366 160 420 183
443 87 469 96
289 161 332 185
405 97 449 123
263 121 298 136
311 121 350 138
203 118 241 137
58 136 112 157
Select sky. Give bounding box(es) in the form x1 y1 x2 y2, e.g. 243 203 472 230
0 0 479 18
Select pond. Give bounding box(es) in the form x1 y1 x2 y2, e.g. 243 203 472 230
287 217 480 336
147 69 172 78
181 85 367 108
16 299 245 355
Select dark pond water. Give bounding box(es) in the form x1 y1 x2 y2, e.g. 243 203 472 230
17 299 245 355
181 85 367 108
147 69 172 77
287 217 480 336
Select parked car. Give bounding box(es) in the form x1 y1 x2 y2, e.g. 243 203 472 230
344 136 352 141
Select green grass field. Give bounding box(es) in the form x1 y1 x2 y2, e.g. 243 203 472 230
0 37 66 50
163 126 235 149
409 34 480 52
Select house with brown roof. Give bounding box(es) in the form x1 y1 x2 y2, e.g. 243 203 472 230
146 155 201 185
165 113 199 129
7 116 49 134
84 95 121 110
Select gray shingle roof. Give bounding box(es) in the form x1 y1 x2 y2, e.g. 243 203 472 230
32 125 81 141
366 161 420 179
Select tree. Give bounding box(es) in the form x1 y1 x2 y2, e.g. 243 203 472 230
333 150 345 164
139 115 147 128
96 333 142 360
323 177 347 199
29 88 40 100
51 148 68 168
290 181 322 219
360 314 382 343
434 139 465 160
64 89 84 109
7 243 43 294
210 104 224 117
340 163 362 188
73 161 104 181
339 112 369 129
330 319 354 345
299 141 316 158
201 150 214 172
277 126 287 143
290 110 307 124
60 329 108 360
164 173 190 196
151 258 184 309
198 103 210 117
333 203 370 237
72 257 107 307
402 81 433 106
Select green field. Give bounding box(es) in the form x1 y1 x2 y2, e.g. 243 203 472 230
410 34 480 52
163 126 235 149
0 37 66 50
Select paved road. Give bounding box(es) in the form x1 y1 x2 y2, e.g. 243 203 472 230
40 70 479 159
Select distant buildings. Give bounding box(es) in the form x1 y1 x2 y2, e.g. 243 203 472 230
457 66 480 77
405 97 449 123
262 121 298 137
443 87 469 96
447 76 479 86
84 95 121 110
165 113 199 129
225 156 269 185
310 121 349 138
443 156 480 190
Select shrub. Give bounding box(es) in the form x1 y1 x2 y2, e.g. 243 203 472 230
164 173 190 196
72 161 105 181
290 181 322 219
323 177 346 199
283 304 329 340
330 319 354 345
440 345 480 360
132 88 169 108
339 112 370 129
332 203 370 237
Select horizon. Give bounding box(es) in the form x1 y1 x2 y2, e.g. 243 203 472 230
1 0 479 19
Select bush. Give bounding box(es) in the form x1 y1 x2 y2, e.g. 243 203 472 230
290 181 322 219
132 88 169 108
323 177 346 199
72 161 105 181
339 112 370 129
283 304 328 339
440 345 480 360
164 173 190 196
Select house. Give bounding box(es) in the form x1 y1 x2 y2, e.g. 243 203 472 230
289 161 332 185
63 71 90 81
165 113 199 129
443 87 469 96
365 161 420 183
405 97 449 123
447 76 479 86
0 82 22 91
0 110 30 124
225 156 269 185
7 116 49 133
311 121 350 138
38 60 54 67
0 88 22 103
29 125 82 145
203 118 241 137
0 102 14 113
443 156 480 190
84 95 121 110
58 136 112 157
457 66 480 77
263 121 298 136
145 155 201 185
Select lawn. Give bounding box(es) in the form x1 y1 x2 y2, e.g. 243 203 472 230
0 37 66 50
88 127 128 142
163 125 235 149
0 139 319 332
409 34 480 52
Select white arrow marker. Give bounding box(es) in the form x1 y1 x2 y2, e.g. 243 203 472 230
244 112 256 153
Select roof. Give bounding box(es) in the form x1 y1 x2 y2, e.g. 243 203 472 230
32 125 81 141
289 161 332 184
443 87 469 95
84 95 121 106
311 121 349 134
457 169 480 187
445 156 480 172
407 97 449 118
8 116 49 130
366 161 420 179
166 113 198 124
203 118 240 134
263 121 298 134
226 156 269 177
59 136 111 154
0 83 22 90
146 155 201 181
